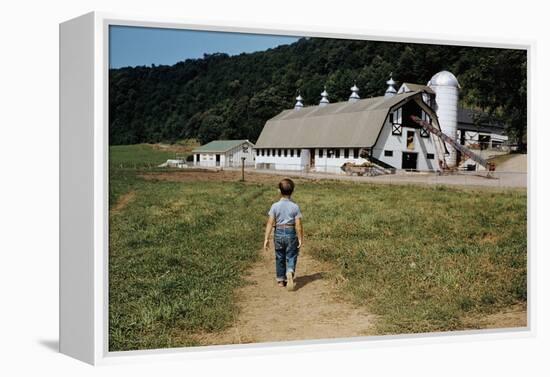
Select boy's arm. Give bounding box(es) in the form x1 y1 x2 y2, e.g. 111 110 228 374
263 216 275 251
296 217 304 248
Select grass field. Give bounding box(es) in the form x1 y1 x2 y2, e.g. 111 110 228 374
109 144 527 351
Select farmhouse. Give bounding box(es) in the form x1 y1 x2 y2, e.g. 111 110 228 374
192 139 255 168
254 70 507 173
254 75 444 173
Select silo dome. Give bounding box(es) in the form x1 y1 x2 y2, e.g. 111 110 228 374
428 70 460 88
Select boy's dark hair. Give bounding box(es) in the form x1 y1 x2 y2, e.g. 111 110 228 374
279 178 295 196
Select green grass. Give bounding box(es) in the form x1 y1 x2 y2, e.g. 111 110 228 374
109 180 271 350
109 144 527 350
302 183 527 334
109 144 175 207
110 144 175 168
109 144 275 350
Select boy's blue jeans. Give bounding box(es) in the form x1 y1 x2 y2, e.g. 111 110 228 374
273 227 299 281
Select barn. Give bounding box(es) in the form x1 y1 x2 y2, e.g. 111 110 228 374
192 140 255 168
253 75 445 173
254 70 507 173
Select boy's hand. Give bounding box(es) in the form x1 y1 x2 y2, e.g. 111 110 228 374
298 238 303 249
263 239 269 251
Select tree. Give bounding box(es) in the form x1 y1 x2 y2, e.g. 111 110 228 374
458 49 527 150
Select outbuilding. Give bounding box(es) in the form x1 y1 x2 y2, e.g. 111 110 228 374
192 139 255 168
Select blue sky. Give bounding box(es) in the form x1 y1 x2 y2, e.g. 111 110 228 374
109 26 300 68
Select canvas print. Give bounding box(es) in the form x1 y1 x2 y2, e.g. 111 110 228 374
108 25 527 351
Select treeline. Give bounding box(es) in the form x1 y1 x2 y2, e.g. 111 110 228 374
109 37 527 147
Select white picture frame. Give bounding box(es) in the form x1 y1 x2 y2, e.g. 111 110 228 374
59 11 534 365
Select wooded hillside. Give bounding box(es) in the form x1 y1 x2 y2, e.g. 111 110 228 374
109 37 526 147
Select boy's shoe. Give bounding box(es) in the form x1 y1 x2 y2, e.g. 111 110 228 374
277 281 287 288
286 271 295 291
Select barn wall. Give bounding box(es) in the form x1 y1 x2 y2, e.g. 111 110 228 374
254 147 369 174
226 142 255 167
197 152 217 167
373 118 438 171
460 130 509 147
311 148 368 174
254 148 304 171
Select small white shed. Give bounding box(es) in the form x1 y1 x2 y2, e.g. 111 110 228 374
192 140 255 168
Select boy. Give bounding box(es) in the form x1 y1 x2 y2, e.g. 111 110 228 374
263 178 304 291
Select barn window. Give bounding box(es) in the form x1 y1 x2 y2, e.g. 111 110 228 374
392 124 402 135
344 148 349 158
384 150 393 157
427 153 435 160
479 134 491 150
256 149 259 156
391 108 402 126
407 131 415 150
420 127 429 138
421 111 432 124
335 149 340 158
401 102 421 127
277 149 282 157
266 149 270 156
284 149 288 157
353 148 359 158
290 149 294 157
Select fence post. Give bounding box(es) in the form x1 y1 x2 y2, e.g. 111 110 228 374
240 157 245 182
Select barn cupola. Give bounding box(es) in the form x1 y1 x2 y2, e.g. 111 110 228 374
319 86 330 106
348 82 360 102
384 74 397 97
294 92 304 110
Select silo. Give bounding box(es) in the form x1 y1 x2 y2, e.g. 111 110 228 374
428 71 460 167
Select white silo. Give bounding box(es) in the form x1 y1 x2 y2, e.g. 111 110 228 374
428 71 460 167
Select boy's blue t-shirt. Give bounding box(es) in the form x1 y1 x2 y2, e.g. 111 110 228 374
268 198 302 226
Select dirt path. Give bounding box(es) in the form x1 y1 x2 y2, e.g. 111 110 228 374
495 153 527 173
110 191 137 214
195 247 376 345
462 303 527 330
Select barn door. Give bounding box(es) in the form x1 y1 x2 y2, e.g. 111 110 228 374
402 152 417 170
